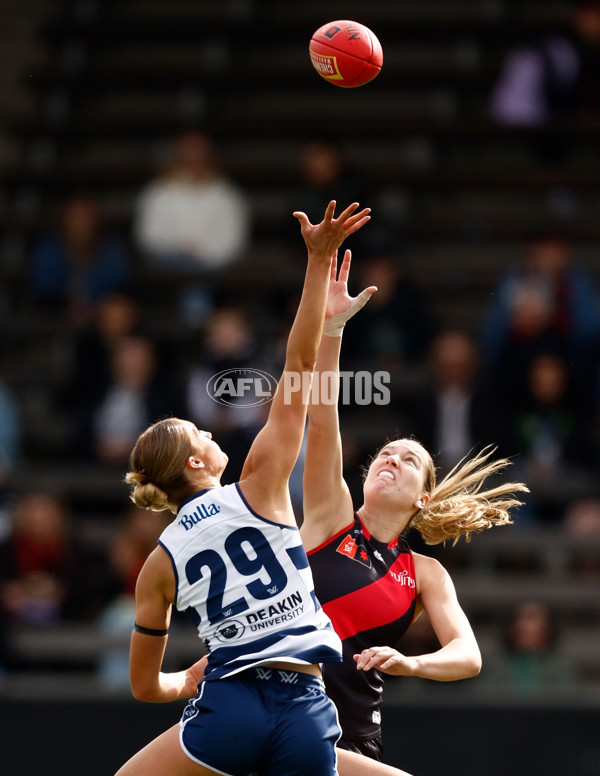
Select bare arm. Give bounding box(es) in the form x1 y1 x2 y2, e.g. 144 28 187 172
337 748 414 776
302 249 377 549
354 554 481 681
128 548 207 702
240 203 370 523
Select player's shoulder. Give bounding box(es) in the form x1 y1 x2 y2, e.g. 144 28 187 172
412 552 450 588
137 544 174 590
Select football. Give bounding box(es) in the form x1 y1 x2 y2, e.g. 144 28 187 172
309 20 383 88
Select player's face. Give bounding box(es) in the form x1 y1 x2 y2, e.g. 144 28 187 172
184 422 229 475
363 441 429 514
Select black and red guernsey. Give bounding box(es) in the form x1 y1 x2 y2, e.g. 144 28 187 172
307 513 417 741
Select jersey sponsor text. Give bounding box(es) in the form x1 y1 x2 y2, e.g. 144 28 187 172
178 502 221 530
246 590 304 630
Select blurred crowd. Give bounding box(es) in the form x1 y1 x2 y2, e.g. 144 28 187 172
1 120 600 693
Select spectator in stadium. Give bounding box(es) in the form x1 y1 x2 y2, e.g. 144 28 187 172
134 131 250 271
342 250 437 372
290 139 374 257
301 249 528 762
115 202 411 776
489 1 600 128
515 353 594 469
61 293 143 451
505 352 597 522
0 374 21 672
408 329 509 477
106 505 171 602
483 230 600 360
184 306 269 483
67 292 141 399
0 492 107 629
563 497 600 576
0 376 20 498
29 192 130 326
133 131 251 326
90 335 184 466
482 600 575 692
481 230 600 406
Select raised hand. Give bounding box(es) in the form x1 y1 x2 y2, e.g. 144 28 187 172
293 201 371 261
328 248 377 317
321 248 377 337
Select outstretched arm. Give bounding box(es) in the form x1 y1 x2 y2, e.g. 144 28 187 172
354 554 482 682
301 249 376 549
240 203 370 522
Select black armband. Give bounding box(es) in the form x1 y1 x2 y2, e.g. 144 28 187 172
134 623 169 637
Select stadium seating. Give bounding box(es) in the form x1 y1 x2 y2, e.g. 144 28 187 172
1 0 599 698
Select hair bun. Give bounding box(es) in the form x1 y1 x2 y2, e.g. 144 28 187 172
140 482 170 512
125 472 170 512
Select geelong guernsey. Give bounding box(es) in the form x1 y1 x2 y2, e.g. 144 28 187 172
158 483 342 681
308 514 417 740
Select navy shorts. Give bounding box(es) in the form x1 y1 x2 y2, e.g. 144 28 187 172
180 667 341 776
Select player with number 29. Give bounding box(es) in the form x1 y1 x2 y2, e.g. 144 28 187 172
112 201 411 776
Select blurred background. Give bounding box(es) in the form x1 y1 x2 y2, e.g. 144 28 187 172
0 1 599 774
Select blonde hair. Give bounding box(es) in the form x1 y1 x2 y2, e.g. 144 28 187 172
125 418 195 514
411 444 529 545
368 439 529 545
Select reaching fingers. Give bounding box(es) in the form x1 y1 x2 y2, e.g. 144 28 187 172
336 207 371 232
335 201 360 222
292 210 310 226
338 249 352 284
353 287 377 312
344 211 371 235
324 200 337 222
294 203 371 262
329 257 337 281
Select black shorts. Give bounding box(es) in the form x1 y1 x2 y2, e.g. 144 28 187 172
337 735 383 762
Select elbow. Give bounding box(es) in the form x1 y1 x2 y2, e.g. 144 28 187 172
467 651 482 678
285 342 318 376
302 357 318 374
452 643 481 680
131 686 151 703
458 636 482 678
283 360 317 393
287 354 317 375
130 680 160 703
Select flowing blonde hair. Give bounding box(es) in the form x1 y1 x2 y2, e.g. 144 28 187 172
413 444 528 545
367 439 529 545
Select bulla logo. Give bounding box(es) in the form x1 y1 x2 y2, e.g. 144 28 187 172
179 502 221 531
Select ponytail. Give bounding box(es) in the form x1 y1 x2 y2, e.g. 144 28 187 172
411 446 529 545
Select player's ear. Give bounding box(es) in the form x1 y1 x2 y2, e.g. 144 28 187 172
415 493 429 510
187 456 205 470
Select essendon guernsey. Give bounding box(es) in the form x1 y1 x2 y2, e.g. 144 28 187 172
307 513 417 740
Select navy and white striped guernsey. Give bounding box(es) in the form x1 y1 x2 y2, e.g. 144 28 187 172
158 483 342 681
